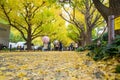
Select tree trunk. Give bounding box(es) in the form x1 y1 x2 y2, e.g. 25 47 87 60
92 0 109 21
27 37 32 50
109 0 120 35
92 0 120 42
109 0 120 16
80 31 86 46
86 28 92 45
27 26 32 50
108 15 115 44
84 9 92 45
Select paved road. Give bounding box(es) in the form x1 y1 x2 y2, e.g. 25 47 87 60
0 51 117 80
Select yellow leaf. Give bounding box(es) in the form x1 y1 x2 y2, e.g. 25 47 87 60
20 65 28 70
0 71 3 75
5 72 13 76
0 67 7 71
8 65 15 69
71 77 78 80
23 77 29 80
0 76 6 80
17 72 27 78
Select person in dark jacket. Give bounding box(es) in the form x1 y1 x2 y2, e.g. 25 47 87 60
48 41 51 51
59 41 63 51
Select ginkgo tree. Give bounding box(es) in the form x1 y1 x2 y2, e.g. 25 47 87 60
0 0 56 50
60 0 105 46
38 6 73 46
67 24 83 45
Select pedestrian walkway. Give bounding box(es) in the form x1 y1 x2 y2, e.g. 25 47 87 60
0 51 119 80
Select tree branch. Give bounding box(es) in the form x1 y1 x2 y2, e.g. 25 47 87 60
11 24 27 41
13 20 28 31
92 0 109 21
32 29 43 40
0 4 27 41
60 14 74 24
32 21 43 35
62 5 73 20
1 5 12 24
91 14 102 28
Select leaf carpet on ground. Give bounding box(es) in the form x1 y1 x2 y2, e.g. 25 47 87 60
0 51 119 80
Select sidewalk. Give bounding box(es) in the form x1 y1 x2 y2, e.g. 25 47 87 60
0 51 119 80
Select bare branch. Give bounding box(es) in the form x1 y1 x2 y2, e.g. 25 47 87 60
1 5 12 24
62 5 73 20
60 14 74 24
72 6 76 20
32 29 43 40
0 4 27 41
11 24 27 41
95 20 104 28
32 21 43 35
20 12 30 26
77 7 85 14
90 7 96 18
91 14 102 28
89 0 93 10
33 1 45 13
7 8 12 14
13 20 28 31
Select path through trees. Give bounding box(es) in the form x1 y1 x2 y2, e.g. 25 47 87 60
0 51 119 80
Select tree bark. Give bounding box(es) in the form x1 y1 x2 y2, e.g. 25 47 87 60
80 31 86 46
86 28 92 45
108 15 115 44
26 23 32 50
109 0 120 35
92 0 120 43
109 0 120 16
92 0 109 21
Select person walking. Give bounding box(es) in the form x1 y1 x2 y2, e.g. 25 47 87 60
59 41 63 51
69 43 73 51
54 40 59 51
48 41 51 51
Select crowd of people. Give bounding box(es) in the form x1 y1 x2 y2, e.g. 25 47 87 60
41 36 79 51
42 40 63 51
42 40 78 51
68 43 78 51
14 36 78 51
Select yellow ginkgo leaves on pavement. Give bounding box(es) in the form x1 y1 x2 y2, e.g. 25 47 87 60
0 51 119 80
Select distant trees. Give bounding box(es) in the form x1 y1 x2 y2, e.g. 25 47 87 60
67 24 82 45
60 0 104 46
10 32 24 43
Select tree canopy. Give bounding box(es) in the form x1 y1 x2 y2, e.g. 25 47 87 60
0 0 58 50
60 0 105 46
0 0 73 49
